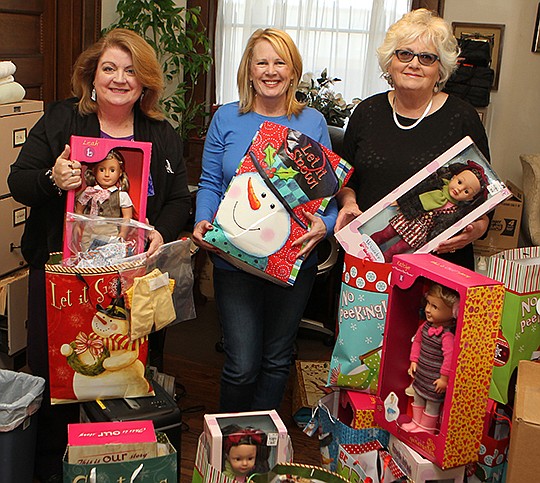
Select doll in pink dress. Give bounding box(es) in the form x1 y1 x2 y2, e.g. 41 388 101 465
222 425 269 482
402 283 460 434
369 161 489 262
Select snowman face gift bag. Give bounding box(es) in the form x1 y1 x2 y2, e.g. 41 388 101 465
203 121 353 286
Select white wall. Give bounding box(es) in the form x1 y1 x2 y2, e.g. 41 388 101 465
102 0 540 187
444 0 540 187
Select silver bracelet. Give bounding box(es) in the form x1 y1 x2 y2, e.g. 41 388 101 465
45 169 62 196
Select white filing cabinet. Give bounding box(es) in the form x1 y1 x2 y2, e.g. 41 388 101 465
0 99 43 276
0 100 43 368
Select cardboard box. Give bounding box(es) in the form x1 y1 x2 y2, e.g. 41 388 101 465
203 410 289 473
388 435 465 483
505 360 540 483
338 390 378 430
63 136 152 260
203 121 353 286
374 254 505 469
474 180 523 256
292 360 333 428
336 136 511 261
487 246 540 404
67 420 157 464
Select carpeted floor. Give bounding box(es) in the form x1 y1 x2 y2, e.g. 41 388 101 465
162 295 334 482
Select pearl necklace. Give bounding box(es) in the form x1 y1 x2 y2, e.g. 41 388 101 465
392 96 433 130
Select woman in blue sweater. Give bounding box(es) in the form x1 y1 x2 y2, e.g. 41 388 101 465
193 28 336 411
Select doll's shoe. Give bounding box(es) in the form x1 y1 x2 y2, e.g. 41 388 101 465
401 404 423 432
401 420 420 432
417 411 439 434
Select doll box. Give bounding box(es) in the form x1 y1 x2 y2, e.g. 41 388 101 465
63 135 152 259
338 390 378 430
67 420 157 464
388 435 465 483
335 136 511 261
203 121 353 286
203 409 289 473
374 253 505 469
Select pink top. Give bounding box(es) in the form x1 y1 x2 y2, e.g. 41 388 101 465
410 321 454 376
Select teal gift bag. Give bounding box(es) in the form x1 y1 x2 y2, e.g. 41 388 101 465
327 253 392 393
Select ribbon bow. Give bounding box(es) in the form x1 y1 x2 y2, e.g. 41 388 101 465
427 325 444 337
78 186 112 215
74 331 104 357
223 428 264 453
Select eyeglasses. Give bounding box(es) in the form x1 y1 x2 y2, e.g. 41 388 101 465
394 49 439 66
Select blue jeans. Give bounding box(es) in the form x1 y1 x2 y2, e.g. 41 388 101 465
213 264 317 412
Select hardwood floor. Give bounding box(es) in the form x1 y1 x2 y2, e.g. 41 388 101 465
162 298 331 483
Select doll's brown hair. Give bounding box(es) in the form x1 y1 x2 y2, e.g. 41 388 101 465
84 149 130 192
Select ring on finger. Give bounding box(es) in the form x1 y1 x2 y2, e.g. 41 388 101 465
71 169 75 177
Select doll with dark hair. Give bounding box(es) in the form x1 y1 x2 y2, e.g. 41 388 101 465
369 160 489 262
402 283 460 434
75 149 133 219
221 424 270 481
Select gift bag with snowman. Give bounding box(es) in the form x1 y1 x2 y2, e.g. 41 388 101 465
203 121 353 286
45 239 195 404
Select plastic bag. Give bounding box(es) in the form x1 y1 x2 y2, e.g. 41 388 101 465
0 370 45 432
62 212 154 267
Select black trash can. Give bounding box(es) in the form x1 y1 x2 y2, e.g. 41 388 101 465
0 369 45 483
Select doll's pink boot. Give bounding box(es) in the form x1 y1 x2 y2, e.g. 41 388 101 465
417 411 439 434
401 404 423 432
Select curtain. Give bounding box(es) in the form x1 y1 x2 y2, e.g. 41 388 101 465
214 0 411 106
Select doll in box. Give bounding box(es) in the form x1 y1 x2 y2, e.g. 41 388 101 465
369 161 489 262
76 149 133 220
75 149 134 252
222 424 270 482
401 283 459 434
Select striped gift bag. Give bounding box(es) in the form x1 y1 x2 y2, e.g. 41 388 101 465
487 246 540 404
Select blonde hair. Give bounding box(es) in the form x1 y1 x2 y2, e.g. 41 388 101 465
72 28 164 120
237 28 304 117
84 149 130 192
377 9 459 89
426 283 460 318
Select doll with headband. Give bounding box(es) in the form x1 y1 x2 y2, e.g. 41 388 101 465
75 149 133 220
369 160 489 263
75 149 134 248
221 425 270 482
402 283 460 434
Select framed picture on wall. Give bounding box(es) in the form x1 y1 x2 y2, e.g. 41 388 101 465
452 22 505 90
533 3 540 53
